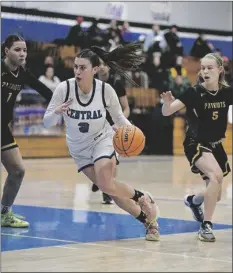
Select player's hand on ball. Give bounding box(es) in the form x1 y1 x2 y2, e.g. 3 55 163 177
112 124 118 132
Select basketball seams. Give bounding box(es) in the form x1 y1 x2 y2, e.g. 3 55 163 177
113 125 145 157
121 126 129 156
127 137 145 156
113 137 124 152
124 125 136 152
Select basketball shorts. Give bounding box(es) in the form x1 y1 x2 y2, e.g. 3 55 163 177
69 133 119 173
183 136 231 179
1 123 18 152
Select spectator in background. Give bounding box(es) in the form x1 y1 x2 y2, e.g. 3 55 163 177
125 69 149 88
143 24 167 53
38 65 61 92
144 51 170 93
44 56 54 66
223 57 233 87
65 17 88 48
168 74 191 99
190 32 213 59
104 20 124 48
86 18 105 47
163 25 183 75
120 21 130 36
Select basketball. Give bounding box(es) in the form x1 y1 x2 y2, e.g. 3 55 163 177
113 125 145 157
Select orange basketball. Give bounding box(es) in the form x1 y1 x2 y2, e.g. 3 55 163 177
113 125 145 157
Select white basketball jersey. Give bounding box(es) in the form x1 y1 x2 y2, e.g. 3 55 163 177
63 78 112 148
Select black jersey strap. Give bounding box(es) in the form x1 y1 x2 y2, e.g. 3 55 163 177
64 80 70 102
102 81 107 108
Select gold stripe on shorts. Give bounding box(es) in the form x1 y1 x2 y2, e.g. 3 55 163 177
1 141 17 150
191 143 201 166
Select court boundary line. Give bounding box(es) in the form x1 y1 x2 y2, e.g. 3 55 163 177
1 232 232 264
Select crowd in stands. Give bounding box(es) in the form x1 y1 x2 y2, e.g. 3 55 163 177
15 19 232 127
24 19 232 96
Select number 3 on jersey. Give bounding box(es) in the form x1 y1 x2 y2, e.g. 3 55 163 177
78 122 89 133
212 111 219 120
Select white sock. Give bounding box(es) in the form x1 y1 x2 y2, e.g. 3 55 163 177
192 195 204 206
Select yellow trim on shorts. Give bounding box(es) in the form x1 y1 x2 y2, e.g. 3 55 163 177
191 143 201 165
223 161 229 176
1 141 17 150
199 145 212 152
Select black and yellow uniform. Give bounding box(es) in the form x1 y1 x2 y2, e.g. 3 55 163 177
1 60 53 151
178 84 233 178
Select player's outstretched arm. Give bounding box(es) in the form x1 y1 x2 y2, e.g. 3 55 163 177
161 91 185 116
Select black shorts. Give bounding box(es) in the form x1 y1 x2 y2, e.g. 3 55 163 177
1 124 18 152
183 136 231 179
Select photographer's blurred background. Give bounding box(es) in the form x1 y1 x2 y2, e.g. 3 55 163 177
1 1 232 157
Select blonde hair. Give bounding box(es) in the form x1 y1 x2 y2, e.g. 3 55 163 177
198 53 229 88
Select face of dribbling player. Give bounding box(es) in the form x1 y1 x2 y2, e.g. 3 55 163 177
74 57 98 86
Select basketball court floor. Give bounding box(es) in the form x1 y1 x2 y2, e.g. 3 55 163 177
1 155 232 272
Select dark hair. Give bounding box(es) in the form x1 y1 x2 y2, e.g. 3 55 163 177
1 34 25 58
76 42 144 86
44 64 55 81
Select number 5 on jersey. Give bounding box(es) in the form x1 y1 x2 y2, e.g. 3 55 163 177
212 111 218 120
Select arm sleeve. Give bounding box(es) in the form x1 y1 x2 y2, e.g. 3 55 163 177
24 69 53 102
43 81 66 128
105 83 131 127
177 86 196 109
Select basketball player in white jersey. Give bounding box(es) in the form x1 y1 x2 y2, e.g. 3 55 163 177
43 43 160 241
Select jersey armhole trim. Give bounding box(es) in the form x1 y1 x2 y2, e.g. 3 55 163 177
102 82 107 108
64 80 70 102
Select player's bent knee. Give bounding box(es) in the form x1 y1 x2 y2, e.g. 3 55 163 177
207 171 223 184
97 181 115 195
12 167 25 180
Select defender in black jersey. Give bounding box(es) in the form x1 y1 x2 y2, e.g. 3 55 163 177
161 53 233 242
91 61 130 204
1 35 52 227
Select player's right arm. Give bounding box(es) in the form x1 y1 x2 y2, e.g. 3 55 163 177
161 91 185 116
43 82 73 128
161 87 195 116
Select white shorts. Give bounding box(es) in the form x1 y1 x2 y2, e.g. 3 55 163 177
69 133 119 172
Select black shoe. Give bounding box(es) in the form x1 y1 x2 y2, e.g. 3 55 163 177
198 222 216 242
102 193 113 204
92 184 99 192
184 195 204 222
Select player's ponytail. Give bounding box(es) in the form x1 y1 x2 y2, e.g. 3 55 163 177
77 42 144 86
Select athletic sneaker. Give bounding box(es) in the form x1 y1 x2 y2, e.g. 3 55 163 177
198 222 215 242
138 192 160 223
184 195 204 222
144 220 160 241
1 211 29 228
102 193 114 204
